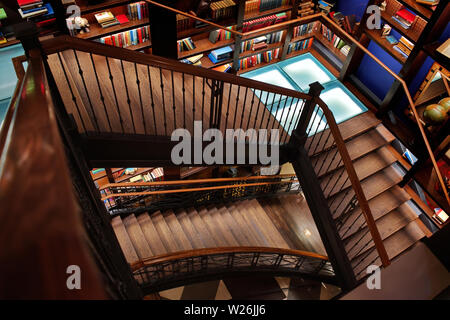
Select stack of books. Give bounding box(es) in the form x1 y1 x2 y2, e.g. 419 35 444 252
143 168 164 182
242 12 288 32
393 36 414 58
208 45 233 64
179 53 203 66
17 1 55 29
292 22 318 38
177 37 196 52
244 0 291 13
176 14 194 32
212 63 232 73
127 1 149 20
239 47 280 70
210 0 236 21
98 25 150 48
340 44 351 56
318 0 335 14
392 7 416 30
208 27 234 43
95 11 120 28
298 0 315 16
416 0 439 6
240 31 284 52
287 37 313 54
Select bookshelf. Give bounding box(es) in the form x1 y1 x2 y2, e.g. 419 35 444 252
364 27 407 64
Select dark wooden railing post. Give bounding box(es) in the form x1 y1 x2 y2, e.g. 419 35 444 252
14 22 41 58
288 82 357 291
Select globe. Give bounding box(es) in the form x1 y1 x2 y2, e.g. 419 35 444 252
423 104 447 124
438 97 450 113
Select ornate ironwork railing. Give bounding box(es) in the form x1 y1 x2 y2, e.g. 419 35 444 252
99 174 300 216
131 247 335 293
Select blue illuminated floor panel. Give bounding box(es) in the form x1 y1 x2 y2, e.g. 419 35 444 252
241 53 367 134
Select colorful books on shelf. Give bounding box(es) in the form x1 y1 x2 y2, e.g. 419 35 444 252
179 53 203 66
116 14 129 24
242 12 288 32
239 47 280 70
95 11 120 28
385 35 399 44
97 25 150 48
320 24 348 50
292 22 317 38
415 0 439 5
210 0 236 21
177 37 196 52
340 44 351 56
245 0 291 14
240 30 283 52
298 1 315 17
127 1 148 21
287 37 313 54
393 36 414 59
208 27 234 43
212 63 232 73
208 45 233 64
392 7 416 30
17 0 47 19
318 0 335 14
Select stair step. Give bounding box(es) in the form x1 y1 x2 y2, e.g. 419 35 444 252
235 203 272 247
122 215 153 259
226 203 266 247
352 220 425 279
328 165 403 215
197 206 229 247
337 186 411 239
321 147 397 198
186 207 217 248
307 112 381 156
136 213 168 256
215 205 240 246
345 203 418 260
176 209 206 249
313 126 395 177
111 216 139 264
151 211 182 253
162 210 193 251
218 204 252 246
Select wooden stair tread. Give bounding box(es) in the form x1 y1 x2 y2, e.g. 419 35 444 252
197 206 229 247
214 206 241 247
176 209 206 249
337 185 412 238
307 112 381 156
111 216 139 263
328 165 403 214
314 126 396 177
218 204 252 246
186 207 217 248
162 210 193 251
234 203 272 247
346 203 418 260
136 213 168 256
321 147 397 198
151 211 182 253
226 203 266 247
122 215 153 259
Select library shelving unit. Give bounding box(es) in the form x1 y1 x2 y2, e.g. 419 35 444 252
68 0 152 52
90 167 163 189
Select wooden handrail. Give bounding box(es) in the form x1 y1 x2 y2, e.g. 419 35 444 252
315 98 390 267
0 49 105 299
130 246 329 271
99 174 296 190
101 178 299 201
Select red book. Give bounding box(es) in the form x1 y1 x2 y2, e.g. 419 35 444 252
35 18 55 27
396 8 416 24
116 14 129 24
17 0 41 6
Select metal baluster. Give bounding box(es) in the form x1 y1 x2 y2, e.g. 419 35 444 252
171 70 177 129
106 57 124 133
120 60 135 134
225 83 232 130
192 75 196 134
284 98 301 143
246 88 256 131
291 99 306 133
73 50 99 132
201 77 206 129
56 52 87 133
252 89 263 129
159 68 167 136
239 87 249 131
182 73 186 129
134 63 145 134
89 53 112 132
232 85 241 129
305 112 326 151
265 92 278 132
312 130 333 168
147 65 157 135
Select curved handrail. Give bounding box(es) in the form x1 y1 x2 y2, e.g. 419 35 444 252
0 49 105 298
144 0 449 206
131 246 330 270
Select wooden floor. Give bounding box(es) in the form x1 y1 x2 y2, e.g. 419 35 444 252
47 50 289 140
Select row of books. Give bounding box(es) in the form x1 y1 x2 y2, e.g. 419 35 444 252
127 1 149 21
97 25 150 48
392 7 416 30
330 11 357 35
298 0 315 17
208 45 234 64
287 37 313 54
393 36 414 59
239 47 281 70
292 21 318 38
320 24 349 51
176 14 194 32
242 12 288 32
244 0 291 14
177 37 196 52
240 30 284 52
179 53 203 66
209 27 234 43
17 0 55 27
210 0 236 21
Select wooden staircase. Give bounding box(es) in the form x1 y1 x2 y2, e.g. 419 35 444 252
112 199 294 264
308 111 430 280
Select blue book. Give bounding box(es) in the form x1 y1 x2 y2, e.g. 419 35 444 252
208 52 219 64
393 46 409 58
385 35 398 44
391 16 410 29
211 46 233 60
